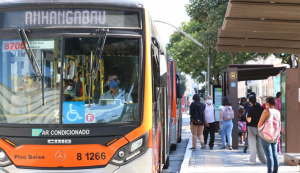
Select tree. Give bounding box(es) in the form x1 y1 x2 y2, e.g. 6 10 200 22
167 21 261 85
167 0 267 85
273 54 298 68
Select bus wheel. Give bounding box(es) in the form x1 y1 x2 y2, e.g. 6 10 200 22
170 144 177 151
163 156 169 169
177 136 182 143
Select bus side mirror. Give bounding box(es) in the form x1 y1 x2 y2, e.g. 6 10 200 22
176 83 183 98
151 36 160 49
176 74 182 98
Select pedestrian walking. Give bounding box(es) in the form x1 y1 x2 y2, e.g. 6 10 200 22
189 94 206 150
203 95 215 150
238 97 247 144
246 95 266 165
219 97 234 150
243 92 261 153
258 97 281 173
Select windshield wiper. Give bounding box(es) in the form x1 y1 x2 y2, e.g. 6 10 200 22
88 28 109 107
17 29 42 77
18 29 45 106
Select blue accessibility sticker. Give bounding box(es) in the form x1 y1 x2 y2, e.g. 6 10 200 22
63 102 85 124
231 82 236 87
32 129 43 136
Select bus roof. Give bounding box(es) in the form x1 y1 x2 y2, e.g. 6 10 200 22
0 0 145 9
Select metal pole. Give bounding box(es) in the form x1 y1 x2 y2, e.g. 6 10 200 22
292 54 295 68
208 51 211 96
153 20 204 48
205 72 207 97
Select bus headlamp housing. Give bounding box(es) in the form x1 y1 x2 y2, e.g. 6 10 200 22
110 132 149 166
130 138 143 152
0 149 12 167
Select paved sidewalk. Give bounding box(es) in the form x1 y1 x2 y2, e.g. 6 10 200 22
180 131 299 173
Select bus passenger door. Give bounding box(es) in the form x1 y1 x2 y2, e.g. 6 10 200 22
151 37 161 172
159 54 169 169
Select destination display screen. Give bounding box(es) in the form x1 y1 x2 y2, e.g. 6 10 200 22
2 9 140 29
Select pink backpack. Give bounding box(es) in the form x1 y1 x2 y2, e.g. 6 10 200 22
259 108 281 143
222 106 234 121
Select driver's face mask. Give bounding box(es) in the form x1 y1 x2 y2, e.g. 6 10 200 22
108 77 119 89
109 81 119 89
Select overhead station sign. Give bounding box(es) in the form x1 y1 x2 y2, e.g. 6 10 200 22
3 9 140 29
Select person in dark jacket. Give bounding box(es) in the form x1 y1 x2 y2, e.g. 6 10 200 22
243 92 261 153
189 94 205 150
246 96 266 165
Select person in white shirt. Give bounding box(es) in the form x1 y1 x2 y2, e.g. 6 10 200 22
203 95 216 150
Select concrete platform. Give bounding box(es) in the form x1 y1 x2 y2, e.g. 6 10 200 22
180 131 299 173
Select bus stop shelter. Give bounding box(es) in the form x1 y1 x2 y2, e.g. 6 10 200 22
222 65 285 149
217 0 300 152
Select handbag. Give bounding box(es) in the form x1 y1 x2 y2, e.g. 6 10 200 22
238 121 246 132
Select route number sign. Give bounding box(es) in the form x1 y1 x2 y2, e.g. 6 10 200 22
3 41 25 51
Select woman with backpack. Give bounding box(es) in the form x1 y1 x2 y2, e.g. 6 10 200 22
189 94 206 150
246 95 266 165
219 97 234 150
258 97 281 173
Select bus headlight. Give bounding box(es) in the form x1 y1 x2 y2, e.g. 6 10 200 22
0 149 12 167
110 132 149 166
130 138 143 152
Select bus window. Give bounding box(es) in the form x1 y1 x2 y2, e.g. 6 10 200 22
62 37 140 124
0 38 62 124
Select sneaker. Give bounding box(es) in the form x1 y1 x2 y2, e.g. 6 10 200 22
220 146 226 149
189 147 196 150
229 146 233 150
243 146 248 153
201 142 206 149
245 162 256 165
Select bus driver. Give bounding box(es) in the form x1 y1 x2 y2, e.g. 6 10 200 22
99 74 132 104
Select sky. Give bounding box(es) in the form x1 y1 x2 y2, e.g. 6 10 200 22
144 0 190 45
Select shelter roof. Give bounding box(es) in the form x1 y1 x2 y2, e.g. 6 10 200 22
228 65 285 81
217 0 300 54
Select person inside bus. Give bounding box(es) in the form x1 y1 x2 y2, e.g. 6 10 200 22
99 74 132 104
64 79 76 100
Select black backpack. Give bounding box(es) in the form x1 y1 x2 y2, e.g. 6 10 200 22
192 103 204 125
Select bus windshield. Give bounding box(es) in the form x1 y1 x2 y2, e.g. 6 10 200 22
0 36 140 124
0 37 62 124
62 37 140 124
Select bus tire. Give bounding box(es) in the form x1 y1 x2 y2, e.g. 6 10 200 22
170 144 177 151
163 156 169 169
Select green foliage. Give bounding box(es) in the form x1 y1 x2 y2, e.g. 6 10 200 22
167 0 267 85
273 54 298 68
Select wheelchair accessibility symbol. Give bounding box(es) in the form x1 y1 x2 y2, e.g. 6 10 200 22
63 102 85 124
67 104 83 121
